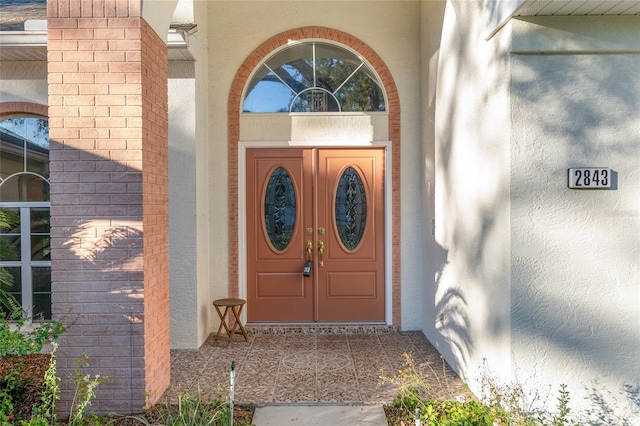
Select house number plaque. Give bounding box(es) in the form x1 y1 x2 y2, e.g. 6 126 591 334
568 167 611 189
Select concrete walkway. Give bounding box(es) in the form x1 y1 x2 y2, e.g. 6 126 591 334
252 404 388 426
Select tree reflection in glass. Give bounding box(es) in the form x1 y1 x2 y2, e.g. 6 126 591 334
244 41 385 113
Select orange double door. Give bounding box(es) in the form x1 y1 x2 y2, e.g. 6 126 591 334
246 148 385 322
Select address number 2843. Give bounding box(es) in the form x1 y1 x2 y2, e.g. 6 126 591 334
568 168 611 189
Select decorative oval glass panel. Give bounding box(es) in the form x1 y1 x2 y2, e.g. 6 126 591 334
264 167 296 251
335 167 367 251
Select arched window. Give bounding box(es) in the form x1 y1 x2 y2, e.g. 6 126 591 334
0 116 51 320
243 41 386 113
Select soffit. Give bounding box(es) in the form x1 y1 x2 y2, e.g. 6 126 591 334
0 22 193 62
514 0 640 16
2 2 640 61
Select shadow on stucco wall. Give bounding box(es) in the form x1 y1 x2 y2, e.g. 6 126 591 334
583 382 640 425
420 0 513 383
428 9 639 422
434 279 472 373
509 25 640 423
510 53 639 162
510 254 640 423
426 1 512 385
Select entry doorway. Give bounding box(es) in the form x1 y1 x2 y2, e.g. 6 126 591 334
246 148 385 322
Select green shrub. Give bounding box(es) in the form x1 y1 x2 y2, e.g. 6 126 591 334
0 368 23 424
0 309 65 356
0 208 20 313
7 343 111 426
155 392 231 426
384 352 579 426
1 309 65 424
28 344 61 426
115 390 255 426
67 353 111 426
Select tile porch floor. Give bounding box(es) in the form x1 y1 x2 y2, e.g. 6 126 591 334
168 325 465 405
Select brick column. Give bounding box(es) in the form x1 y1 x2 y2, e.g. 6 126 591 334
47 0 169 413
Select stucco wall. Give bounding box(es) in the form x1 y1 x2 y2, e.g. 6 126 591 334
240 115 389 143
192 0 212 349
427 0 513 388
510 16 640 423
205 0 423 334
427 3 639 422
419 0 445 352
168 61 198 348
0 62 48 105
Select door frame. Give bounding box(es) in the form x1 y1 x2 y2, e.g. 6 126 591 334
238 140 393 324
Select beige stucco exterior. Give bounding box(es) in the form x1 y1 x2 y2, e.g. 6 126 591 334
1 0 638 421
0 62 48 105
422 3 639 421
508 15 640 420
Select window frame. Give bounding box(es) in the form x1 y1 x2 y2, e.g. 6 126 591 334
0 202 52 319
242 39 388 114
0 115 51 321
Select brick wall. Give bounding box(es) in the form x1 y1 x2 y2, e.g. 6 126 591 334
0 102 48 118
140 18 170 405
47 0 169 414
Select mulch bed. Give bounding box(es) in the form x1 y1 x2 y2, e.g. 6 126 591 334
384 404 416 426
1 353 256 424
1 353 50 421
2 354 407 425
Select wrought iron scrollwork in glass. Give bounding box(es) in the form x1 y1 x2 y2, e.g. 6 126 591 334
264 167 296 251
335 167 367 251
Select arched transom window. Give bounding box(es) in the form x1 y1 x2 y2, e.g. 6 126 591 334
243 41 386 113
0 117 50 202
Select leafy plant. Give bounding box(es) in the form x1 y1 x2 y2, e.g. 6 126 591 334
0 309 64 424
529 383 576 426
157 391 230 426
0 368 23 424
11 344 111 426
0 309 65 356
383 352 580 426
421 398 502 425
391 383 505 425
0 312 107 426
28 343 61 426
0 207 20 312
68 353 111 425
116 389 253 426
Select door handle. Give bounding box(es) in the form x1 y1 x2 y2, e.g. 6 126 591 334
318 240 325 267
306 240 313 261
303 240 314 277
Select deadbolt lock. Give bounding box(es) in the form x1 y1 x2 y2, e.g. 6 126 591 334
318 227 325 235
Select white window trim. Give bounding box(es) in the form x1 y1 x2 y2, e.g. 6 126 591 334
0 201 52 321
